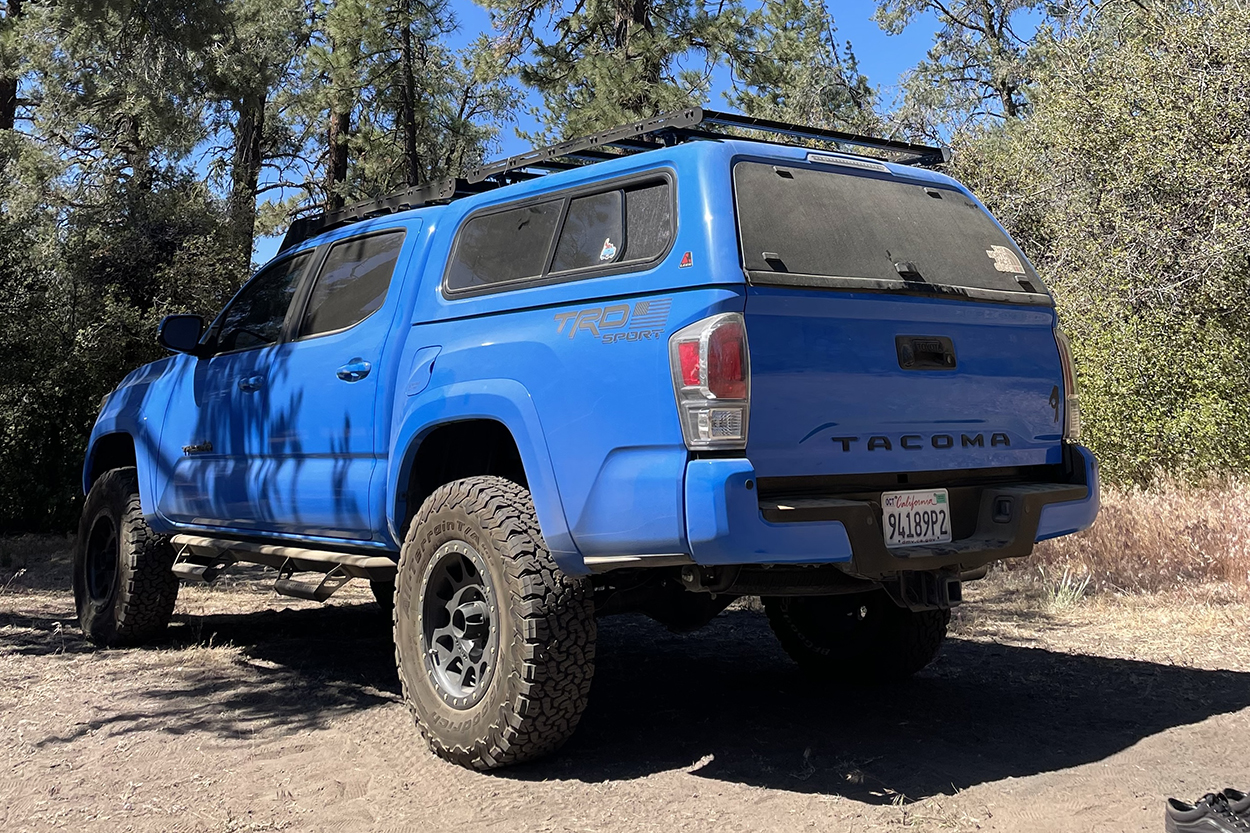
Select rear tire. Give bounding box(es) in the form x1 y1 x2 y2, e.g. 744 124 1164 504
394 476 596 770
763 591 948 683
74 467 179 647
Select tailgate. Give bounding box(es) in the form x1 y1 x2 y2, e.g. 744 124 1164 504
743 287 1065 478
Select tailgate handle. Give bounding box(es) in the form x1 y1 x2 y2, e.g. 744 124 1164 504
896 336 957 370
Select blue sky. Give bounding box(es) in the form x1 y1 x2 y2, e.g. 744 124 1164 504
253 0 940 264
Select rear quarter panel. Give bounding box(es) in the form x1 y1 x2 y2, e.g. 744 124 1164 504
390 145 745 572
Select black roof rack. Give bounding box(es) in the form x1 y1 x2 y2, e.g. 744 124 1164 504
279 108 949 252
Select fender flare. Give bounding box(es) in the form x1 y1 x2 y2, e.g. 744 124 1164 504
387 378 584 575
83 416 163 518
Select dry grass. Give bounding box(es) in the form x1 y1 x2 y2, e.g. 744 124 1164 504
5 479 1250 612
1006 480 1250 600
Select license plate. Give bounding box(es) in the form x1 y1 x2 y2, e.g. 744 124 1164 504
881 489 952 548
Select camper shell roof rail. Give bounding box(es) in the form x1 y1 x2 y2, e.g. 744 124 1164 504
279 107 949 252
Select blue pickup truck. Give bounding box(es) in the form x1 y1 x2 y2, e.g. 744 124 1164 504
76 109 1099 769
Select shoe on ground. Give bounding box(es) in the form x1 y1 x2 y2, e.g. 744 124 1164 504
1166 794 1250 833
1223 790 1250 823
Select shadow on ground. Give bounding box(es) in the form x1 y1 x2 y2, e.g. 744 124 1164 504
7 598 1249 803
535 611 1250 802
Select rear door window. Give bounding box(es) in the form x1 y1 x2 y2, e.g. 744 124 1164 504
210 252 311 353
300 231 405 337
733 161 1048 303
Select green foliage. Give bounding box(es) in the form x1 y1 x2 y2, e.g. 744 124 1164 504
0 0 515 531
875 0 1048 136
7 0 1250 530
272 0 514 215
728 0 879 133
953 1 1250 483
481 0 747 140
0 154 234 531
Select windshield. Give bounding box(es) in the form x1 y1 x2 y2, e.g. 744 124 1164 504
733 160 1049 305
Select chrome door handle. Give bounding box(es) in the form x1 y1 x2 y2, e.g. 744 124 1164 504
336 358 372 382
238 375 263 392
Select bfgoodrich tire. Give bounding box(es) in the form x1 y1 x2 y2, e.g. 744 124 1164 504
74 467 180 647
763 591 948 683
394 476 596 770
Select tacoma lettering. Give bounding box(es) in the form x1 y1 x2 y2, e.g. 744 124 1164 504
830 432 1011 451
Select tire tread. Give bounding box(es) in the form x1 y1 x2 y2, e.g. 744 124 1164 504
394 476 595 770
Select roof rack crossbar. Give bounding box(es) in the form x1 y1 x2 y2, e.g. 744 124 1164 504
465 108 703 184
695 109 950 165
279 107 949 251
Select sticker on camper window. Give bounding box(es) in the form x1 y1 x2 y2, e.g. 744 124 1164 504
985 245 1024 274
599 238 618 262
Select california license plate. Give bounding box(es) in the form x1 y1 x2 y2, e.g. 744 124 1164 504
881 489 952 548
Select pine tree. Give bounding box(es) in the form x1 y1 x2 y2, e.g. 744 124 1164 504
205 0 310 260
728 0 879 134
480 0 746 140
875 0 1046 136
0 0 24 133
274 0 514 217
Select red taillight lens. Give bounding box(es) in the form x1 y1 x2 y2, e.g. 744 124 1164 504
669 312 750 450
678 341 701 387
707 321 746 399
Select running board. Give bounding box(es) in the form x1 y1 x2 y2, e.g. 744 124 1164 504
169 535 398 582
273 568 352 602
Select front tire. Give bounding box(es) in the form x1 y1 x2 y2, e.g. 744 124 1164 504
74 467 179 647
763 591 948 683
394 476 596 770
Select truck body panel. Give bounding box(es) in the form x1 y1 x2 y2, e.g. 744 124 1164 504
85 134 1098 580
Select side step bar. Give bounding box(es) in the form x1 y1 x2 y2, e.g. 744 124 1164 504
170 535 398 583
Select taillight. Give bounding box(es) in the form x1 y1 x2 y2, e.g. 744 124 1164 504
669 313 750 449
1054 328 1081 440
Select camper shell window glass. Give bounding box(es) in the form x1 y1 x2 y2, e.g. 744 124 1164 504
733 160 1051 305
443 172 675 297
445 201 563 292
619 181 673 262
551 190 624 273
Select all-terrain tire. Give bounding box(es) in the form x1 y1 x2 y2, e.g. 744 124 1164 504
763 591 948 683
74 467 180 647
394 476 596 770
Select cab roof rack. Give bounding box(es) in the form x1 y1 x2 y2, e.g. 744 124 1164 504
279 107 949 252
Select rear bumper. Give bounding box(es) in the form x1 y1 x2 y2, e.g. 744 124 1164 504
684 444 1099 578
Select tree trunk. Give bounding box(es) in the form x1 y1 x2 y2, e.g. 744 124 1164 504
0 75 16 132
0 0 24 132
227 91 265 271
326 106 349 211
400 8 421 186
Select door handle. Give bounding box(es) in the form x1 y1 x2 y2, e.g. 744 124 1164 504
238 375 264 392
336 358 372 382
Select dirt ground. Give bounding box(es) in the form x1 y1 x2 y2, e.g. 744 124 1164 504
2 537 1248 832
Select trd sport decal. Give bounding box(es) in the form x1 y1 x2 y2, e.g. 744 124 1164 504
554 298 672 344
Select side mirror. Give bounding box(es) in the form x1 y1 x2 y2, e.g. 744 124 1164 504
157 315 204 355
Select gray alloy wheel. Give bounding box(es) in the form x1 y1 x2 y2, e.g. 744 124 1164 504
393 476 596 770
418 540 500 709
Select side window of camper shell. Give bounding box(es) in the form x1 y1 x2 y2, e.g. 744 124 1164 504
443 174 674 296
